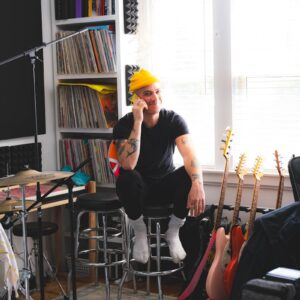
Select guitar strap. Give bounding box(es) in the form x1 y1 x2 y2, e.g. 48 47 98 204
177 229 217 300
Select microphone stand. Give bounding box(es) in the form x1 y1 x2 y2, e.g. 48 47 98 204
0 28 89 300
27 158 91 300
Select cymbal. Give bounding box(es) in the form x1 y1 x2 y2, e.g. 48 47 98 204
0 199 28 214
0 169 74 187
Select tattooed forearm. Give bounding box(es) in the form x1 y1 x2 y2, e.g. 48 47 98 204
116 140 126 157
126 139 140 157
191 173 200 181
191 159 200 168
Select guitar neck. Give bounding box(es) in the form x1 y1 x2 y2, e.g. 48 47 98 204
247 180 261 239
232 178 244 226
275 176 284 209
215 159 229 228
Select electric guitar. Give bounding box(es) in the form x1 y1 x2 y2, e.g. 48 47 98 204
205 127 233 300
223 153 248 295
244 156 264 241
274 150 284 209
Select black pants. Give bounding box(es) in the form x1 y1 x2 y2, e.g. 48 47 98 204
116 166 191 220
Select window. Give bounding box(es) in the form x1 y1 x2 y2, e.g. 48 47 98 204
134 0 215 167
231 0 300 170
133 0 300 171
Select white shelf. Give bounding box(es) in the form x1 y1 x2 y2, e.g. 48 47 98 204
51 0 126 185
55 15 116 27
58 128 113 134
57 72 117 80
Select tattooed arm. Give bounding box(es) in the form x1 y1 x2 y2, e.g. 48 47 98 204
115 122 142 170
115 96 148 170
176 134 206 216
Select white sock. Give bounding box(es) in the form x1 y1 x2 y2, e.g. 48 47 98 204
165 214 186 263
128 216 149 264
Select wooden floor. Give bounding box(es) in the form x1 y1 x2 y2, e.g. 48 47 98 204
18 271 183 299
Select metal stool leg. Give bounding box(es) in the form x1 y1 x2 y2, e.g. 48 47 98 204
156 222 163 300
102 214 110 299
117 212 132 300
128 224 137 293
67 210 84 297
75 211 84 258
95 213 100 285
146 218 151 295
117 270 127 300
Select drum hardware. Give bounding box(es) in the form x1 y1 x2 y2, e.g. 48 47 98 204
0 158 89 299
0 169 74 188
0 168 74 300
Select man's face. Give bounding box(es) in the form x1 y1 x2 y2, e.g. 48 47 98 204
136 83 162 115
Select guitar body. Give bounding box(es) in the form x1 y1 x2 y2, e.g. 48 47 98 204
223 225 245 295
206 227 229 300
221 240 231 271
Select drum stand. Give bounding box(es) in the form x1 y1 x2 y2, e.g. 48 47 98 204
19 184 33 300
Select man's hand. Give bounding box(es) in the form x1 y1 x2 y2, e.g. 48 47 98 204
187 180 206 217
132 98 148 123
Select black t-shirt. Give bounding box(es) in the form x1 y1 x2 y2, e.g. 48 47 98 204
113 109 189 181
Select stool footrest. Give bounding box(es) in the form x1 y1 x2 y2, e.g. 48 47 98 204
124 263 183 277
78 248 125 256
78 259 126 268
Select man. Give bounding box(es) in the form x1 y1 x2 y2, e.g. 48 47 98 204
113 69 205 264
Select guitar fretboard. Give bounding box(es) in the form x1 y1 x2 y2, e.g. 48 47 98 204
215 159 229 229
275 176 284 209
246 180 261 239
232 178 244 226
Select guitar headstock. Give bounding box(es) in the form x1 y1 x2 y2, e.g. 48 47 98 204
235 153 248 180
252 156 264 181
274 150 284 177
220 127 233 160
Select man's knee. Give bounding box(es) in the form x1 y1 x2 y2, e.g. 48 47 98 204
116 169 145 193
118 169 143 183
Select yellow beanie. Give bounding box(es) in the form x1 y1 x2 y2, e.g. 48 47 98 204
129 69 159 92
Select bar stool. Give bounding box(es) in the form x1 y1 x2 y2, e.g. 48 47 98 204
12 221 67 297
118 204 184 300
74 190 127 299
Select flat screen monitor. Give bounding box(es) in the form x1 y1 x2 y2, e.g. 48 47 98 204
0 0 45 140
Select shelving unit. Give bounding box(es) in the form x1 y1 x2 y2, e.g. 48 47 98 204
50 0 128 187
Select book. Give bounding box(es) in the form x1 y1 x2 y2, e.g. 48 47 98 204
99 93 118 128
68 0 76 19
75 0 82 18
55 0 64 20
